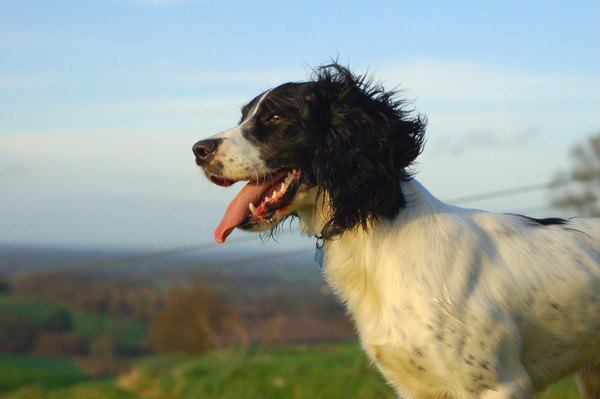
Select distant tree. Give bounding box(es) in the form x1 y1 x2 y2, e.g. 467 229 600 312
149 285 230 354
43 308 73 332
89 335 116 359
81 335 122 376
550 132 600 217
14 273 166 321
31 331 89 356
0 315 38 353
0 273 10 293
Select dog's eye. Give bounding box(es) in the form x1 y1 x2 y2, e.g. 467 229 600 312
268 114 283 123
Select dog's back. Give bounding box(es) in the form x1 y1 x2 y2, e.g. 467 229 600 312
569 217 600 253
498 215 600 389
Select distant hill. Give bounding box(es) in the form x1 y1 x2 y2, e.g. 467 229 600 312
1 243 350 346
0 243 321 286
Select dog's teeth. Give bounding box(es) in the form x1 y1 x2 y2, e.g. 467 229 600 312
249 203 256 213
264 196 271 203
280 183 286 192
272 190 277 197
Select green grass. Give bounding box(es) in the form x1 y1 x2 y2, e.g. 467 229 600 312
3 382 137 399
118 345 581 399
119 345 394 399
0 355 89 394
534 378 580 399
0 344 582 398
0 294 147 347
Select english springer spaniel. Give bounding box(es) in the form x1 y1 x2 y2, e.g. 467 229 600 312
193 64 600 399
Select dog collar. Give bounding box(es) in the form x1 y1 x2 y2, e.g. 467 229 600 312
314 234 325 269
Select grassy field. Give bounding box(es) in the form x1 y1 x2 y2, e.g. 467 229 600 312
0 294 147 347
0 355 89 394
1 344 581 399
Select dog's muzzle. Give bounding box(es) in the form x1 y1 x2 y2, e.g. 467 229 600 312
192 138 222 166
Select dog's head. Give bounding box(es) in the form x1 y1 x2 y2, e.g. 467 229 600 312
193 63 426 243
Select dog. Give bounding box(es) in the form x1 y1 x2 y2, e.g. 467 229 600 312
193 63 600 399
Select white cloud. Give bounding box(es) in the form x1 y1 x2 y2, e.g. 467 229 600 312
432 127 543 155
0 76 56 91
361 59 600 158
378 59 600 104
90 96 247 116
154 67 308 88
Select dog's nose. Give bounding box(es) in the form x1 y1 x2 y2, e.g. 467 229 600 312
192 138 222 165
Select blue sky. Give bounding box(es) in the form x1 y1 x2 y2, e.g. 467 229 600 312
1 0 599 248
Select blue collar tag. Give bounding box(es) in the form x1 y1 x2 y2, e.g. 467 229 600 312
314 236 325 269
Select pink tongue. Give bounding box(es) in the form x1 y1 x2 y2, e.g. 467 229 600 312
214 175 283 243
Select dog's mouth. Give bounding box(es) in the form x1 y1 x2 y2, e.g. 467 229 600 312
213 169 301 243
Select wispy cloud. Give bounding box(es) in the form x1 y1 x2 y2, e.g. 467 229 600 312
4 59 599 155
91 96 247 115
0 76 56 91
0 163 29 178
379 59 600 104
96 0 220 5
370 59 600 156
155 68 307 87
433 127 542 155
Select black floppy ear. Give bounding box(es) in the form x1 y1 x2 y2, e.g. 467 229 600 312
310 64 426 238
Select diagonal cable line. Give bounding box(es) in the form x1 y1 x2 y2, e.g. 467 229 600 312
446 175 598 205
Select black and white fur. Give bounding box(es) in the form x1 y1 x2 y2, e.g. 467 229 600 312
194 64 600 399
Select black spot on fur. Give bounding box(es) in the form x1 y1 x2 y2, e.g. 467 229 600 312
480 384 498 391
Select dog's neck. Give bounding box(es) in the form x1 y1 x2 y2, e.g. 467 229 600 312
297 179 447 240
297 179 451 331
